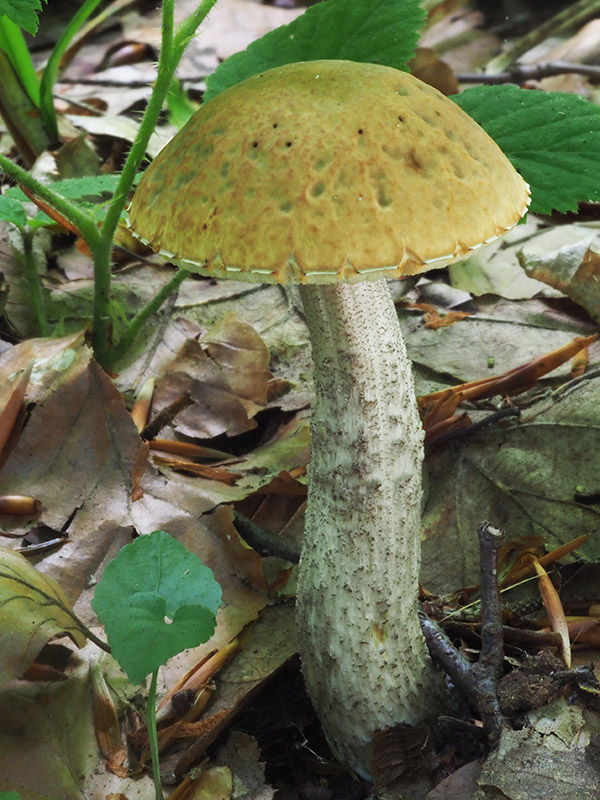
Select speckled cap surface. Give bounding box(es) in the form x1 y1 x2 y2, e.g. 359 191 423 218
128 60 530 284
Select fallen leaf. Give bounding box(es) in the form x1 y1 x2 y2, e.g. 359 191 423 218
421 376 600 593
152 337 260 439
0 547 86 684
529 555 571 668
520 227 600 325
204 310 271 410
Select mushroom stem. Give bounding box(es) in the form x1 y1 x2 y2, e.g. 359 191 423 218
297 279 439 779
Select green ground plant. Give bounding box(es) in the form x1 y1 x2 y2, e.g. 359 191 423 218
92 530 222 800
0 0 598 369
0 530 222 800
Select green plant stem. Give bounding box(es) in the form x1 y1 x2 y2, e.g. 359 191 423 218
39 0 106 142
93 0 219 366
89 2 175 365
1 0 220 366
173 0 221 55
0 16 40 106
108 268 190 366
147 668 163 800
486 0 600 74
0 153 101 249
19 228 50 336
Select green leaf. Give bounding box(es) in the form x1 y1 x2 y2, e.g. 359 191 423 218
92 530 222 684
101 593 218 685
0 0 46 36
167 77 197 129
452 85 600 215
0 792 22 800
8 173 124 203
5 174 130 229
0 16 40 104
205 0 425 102
0 195 27 227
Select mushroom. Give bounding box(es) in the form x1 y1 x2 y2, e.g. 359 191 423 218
128 59 530 778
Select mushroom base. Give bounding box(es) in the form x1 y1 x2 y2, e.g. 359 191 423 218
297 280 440 779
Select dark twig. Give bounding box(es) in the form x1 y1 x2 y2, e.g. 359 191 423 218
141 392 193 441
475 522 505 682
472 521 506 744
233 511 301 563
426 407 520 448
443 621 562 649
419 607 478 707
458 61 600 86
420 521 508 744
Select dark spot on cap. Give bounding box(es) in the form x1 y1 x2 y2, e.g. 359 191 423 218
406 150 421 171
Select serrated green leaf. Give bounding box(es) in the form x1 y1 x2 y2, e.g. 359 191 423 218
205 0 425 102
5 174 126 229
0 0 46 36
0 196 27 227
92 530 222 682
452 85 600 215
7 173 122 204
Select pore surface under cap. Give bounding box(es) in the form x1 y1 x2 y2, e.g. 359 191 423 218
129 59 530 284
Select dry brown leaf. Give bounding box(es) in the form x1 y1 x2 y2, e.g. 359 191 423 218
0 341 146 600
529 555 571 667
160 603 297 782
152 337 260 439
419 334 598 426
204 310 271 410
0 363 31 462
151 454 243 485
0 547 86 683
409 47 458 95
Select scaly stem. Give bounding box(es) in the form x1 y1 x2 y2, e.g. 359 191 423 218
297 280 440 779
147 668 163 800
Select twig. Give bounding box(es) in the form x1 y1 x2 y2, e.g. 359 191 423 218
419 607 478 706
485 0 600 74
472 521 506 744
426 407 520 448
459 61 600 85
233 511 301 563
141 392 193 441
420 522 508 743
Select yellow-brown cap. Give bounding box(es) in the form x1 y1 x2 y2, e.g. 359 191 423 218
128 60 530 284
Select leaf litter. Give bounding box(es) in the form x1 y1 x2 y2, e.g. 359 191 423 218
2 1 600 799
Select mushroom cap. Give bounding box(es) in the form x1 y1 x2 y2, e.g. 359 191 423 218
128 60 530 284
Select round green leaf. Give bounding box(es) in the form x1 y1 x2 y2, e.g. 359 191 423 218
101 592 218 684
92 530 222 682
